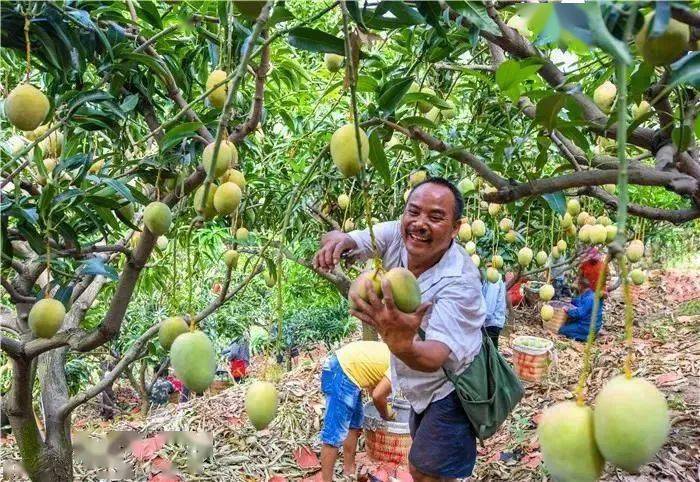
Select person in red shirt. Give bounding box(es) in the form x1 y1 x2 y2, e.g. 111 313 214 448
506 272 527 307
579 248 607 294
223 337 250 382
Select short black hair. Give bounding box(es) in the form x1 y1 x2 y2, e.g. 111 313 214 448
406 177 464 222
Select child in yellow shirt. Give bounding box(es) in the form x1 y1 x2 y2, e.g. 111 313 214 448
320 341 393 481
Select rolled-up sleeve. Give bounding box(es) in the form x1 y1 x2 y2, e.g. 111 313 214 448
347 221 399 260
424 281 486 364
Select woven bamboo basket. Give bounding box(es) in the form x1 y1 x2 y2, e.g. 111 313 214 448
363 398 412 465
543 301 573 333
512 336 553 383
207 379 232 396
523 281 544 305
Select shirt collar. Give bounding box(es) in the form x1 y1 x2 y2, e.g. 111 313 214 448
400 239 465 284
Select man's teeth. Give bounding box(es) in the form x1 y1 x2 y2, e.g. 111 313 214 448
410 232 429 241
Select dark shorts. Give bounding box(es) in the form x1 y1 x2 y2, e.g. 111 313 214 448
485 326 501 349
409 391 477 478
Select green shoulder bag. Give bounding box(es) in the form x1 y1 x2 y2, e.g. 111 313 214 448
418 327 524 443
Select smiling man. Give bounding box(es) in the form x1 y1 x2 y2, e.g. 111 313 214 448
313 178 486 482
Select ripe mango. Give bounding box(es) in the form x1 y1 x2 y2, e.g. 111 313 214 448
385 267 421 313
158 316 188 350
330 124 369 178
206 70 228 109
5 84 50 131
28 298 66 338
245 381 279 430
143 201 172 236
170 330 216 393
636 15 689 66
213 181 242 215
324 53 343 73
202 141 237 178
538 402 604 482
194 184 217 220
593 375 669 472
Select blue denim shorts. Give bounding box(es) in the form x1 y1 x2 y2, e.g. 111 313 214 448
409 391 477 478
320 355 363 447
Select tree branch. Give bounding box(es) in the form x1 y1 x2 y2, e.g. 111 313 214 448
671 6 700 27
585 186 700 224
192 263 264 324
58 323 160 420
380 119 508 188
1 275 36 303
443 3 656 150
484 168 699 204
229 41 270 142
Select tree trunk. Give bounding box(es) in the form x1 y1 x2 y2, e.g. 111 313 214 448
6 358 44 479
35 348 73 482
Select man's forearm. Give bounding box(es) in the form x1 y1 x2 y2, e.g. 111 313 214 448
390 339 450 372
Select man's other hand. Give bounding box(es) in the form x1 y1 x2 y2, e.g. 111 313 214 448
312 231 357 272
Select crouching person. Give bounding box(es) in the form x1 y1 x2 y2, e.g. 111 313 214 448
320 340 393 481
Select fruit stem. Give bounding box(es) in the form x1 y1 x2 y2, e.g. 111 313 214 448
44 215 51 298
574 256 609 404
340 1 381 269
611 15 636 378
619 257 634 379
24 13 31 82
186 219 196 315
272 146 324 362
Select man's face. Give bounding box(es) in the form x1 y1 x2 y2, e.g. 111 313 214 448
401 183 460 260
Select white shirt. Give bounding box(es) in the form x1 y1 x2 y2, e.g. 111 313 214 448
348 221 486 413
482 279 507 328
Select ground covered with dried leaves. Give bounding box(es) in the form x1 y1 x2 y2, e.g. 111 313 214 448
1 269 698 481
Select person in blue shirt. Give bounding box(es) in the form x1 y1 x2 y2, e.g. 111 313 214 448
481 274 507 348
559 272 604 341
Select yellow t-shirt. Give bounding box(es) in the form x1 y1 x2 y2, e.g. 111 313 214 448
336 341 391 390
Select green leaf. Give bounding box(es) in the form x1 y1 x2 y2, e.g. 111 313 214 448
287 27 344 55
672 125 693 151
628 62 655 103
542 192 566 215
81 257 119 280
495 60 520 91
122 53 169 82
120 94 139 112
399 116 437 130
345 1 365 29
136 1 163 29
403 92 451 109
368 130 390 186
535 93 567 131
385 2 425 25
495 59 542 102
581 3 631 64
160 122 204 151
377 77 414 113
100 177 137 203
446 1 501 36
669 52 700 89
357 75 379 93
16 223 45 255
695 115 700 139
269 4 296 25
66 90 113 116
